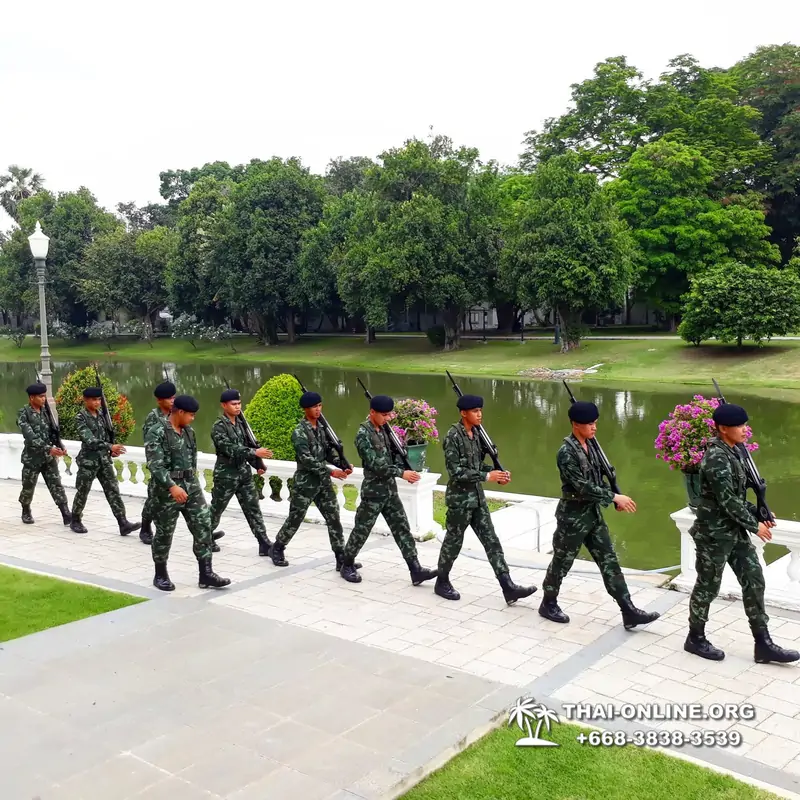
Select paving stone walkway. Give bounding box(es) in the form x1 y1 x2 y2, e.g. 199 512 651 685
2 481 800 799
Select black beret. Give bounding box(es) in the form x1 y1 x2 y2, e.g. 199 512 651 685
220 389 240 403
154 381 176 399
569 401 599 424
300 391 322 408
457 394 483 411
26 383 47 396
83 387 102 398
370 394 394 413
713 403 748 426
173 395 199 413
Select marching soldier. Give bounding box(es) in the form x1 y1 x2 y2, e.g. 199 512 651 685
17 383 71 526
70 387 140 536
145 394 230 592
339 394 438 586
270 391 356 570
435 394 535 605
684 402 799 664
209 388 274 556
539 401 659 629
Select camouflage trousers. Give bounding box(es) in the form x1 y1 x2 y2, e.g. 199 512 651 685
210 468 267 539
543 515 629 601
72 458 126 521
438 504 509 578
141 477 155 525
688 527 768 629
19 457 67 508
151 481 213 564
344 489 417 561
275 482 344 552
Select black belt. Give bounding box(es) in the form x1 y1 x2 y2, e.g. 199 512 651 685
170 469 194 479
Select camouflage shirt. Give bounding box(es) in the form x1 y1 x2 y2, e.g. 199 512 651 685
443 421 489 510
691 437 759 537
356 421 404 498
145 420 198 491
290 418 343 493
557 435 615 505
143 407 169 441
17 405 55 464
211 414 260 474
75 408 113 465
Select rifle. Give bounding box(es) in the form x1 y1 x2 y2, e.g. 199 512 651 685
35 369 69 473
93 366 116 444
562 381 621 500
293 374 352 471
223 378 266 472
711 379 774 523
445 370 505 472
356 377 413 471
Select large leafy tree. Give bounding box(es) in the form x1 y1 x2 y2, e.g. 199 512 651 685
158 160 245 206
0 165 44 222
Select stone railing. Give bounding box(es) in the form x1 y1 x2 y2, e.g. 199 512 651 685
670 506 800 612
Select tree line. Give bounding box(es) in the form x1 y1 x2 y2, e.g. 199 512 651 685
1 44 799 352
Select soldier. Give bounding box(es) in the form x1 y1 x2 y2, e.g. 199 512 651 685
339 394 438 586
684 402 799 664
145 394 230 592
271 391 358 571
69 387 140 536
539 401 659 629
209 388 274 556
435 395 535 605
17 383 71 526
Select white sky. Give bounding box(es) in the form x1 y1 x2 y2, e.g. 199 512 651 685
1 0 798 232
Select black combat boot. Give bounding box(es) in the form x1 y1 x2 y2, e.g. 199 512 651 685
139 518 153 545
255 532 272 557
405 556 438 586
21 504 34 524
684 622 725 660
498 572 537 606
58 503 72 526
211 529 224 552
334 551 361 571
753 628 800 664
618 596 660 630
153 562 175 592
198 557 231 589
270 540 288 567
434 571 460 601
538 593 570 623
70 517 87 534
117 517 142 536
340 555 362 583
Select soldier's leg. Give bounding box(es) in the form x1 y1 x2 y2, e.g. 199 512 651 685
182 487 230 590
19 463 40 523
151 497 180 591
97 458 141 535
234 477 272 555
209 469 236 531
139 478 156 544
381 492 437 585
470 504 535 605
70 462 98 533
434 506 470 600
340 497 382 582
728 535 799 663
314 483 346 555
40 458 71 526
271 487 315 566
539 520 585 622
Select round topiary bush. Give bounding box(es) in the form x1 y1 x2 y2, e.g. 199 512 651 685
426 325 446 347
55 364 136 444
244 373 304 460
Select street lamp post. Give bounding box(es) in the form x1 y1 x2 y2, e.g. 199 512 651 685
28 221 57 420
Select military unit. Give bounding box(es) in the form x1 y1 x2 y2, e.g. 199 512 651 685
14 370 800 667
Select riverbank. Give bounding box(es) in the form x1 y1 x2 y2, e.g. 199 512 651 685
3 335 800 391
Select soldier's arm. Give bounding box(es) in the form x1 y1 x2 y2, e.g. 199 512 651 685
17 409 51 456
293 426 329 477
557 446 615 505
145 426 175 490
444 430 488 484
704 451 760 533
76 412 112 454
211 419 252 462
322 429 345 469
356 426 403 479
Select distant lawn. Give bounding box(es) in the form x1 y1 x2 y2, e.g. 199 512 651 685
402 721 780 800
0 565 145 642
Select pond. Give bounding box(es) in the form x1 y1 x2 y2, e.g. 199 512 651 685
1 359 798 572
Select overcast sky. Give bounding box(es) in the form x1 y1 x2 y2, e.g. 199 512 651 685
1 0 798 232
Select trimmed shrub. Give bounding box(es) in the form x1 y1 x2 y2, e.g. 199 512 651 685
55 365 136 444
244 373 304 460
426 324 446 347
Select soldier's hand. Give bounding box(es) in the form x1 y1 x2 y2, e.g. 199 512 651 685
49 446 64 457
331 469 347 480
343 468 353 476
257 469 266 476
613 494 637 513
488 470 508 484
402 470 421 484
756 522 773 542
256 447 273 459
111 444 124 457
169 485 188 504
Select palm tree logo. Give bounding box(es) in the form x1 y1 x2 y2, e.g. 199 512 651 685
507 696 560 747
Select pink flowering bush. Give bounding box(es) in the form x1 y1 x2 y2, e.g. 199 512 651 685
388 398 439 446
654 395 758 471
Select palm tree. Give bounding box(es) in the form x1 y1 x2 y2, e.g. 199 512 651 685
507 697 560 747
507 696 538 739
531 704 560 741
0 165 44 222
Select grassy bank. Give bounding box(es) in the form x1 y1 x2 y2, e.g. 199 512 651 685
0 565 145 642
3 334 800 390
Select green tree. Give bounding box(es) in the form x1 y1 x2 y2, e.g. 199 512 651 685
158 160 245 206
324 156 376 196
0 165 44 222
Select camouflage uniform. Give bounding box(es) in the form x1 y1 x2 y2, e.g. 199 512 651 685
17 405 68 510
145 419 213 564
273 418 345 554
688 438 767 630
209 415 270 549
542 434 629 601
140 407 168 523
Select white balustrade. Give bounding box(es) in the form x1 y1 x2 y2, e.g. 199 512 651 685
671 506 800 612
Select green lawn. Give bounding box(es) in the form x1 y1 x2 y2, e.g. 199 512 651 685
0 565 145 642
3 334 800 391
402 721 780 800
